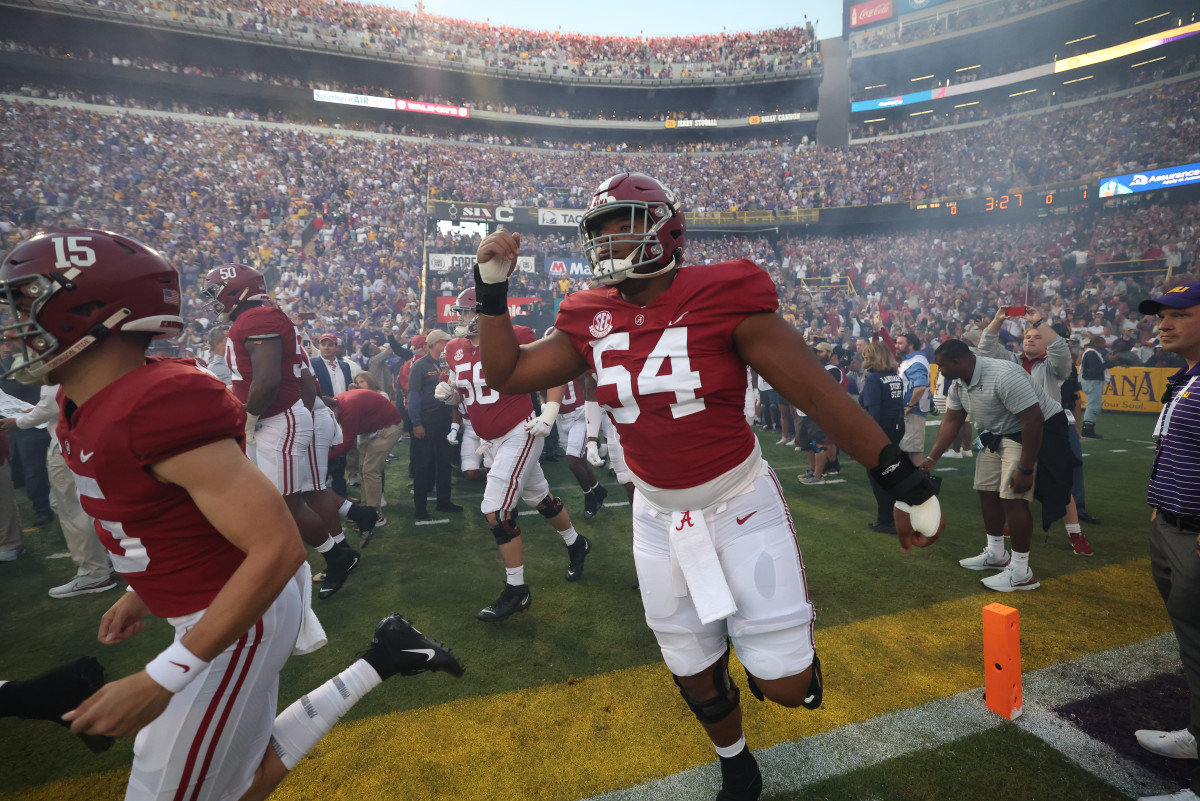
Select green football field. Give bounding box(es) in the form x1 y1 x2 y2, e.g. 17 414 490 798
0 413 1179 801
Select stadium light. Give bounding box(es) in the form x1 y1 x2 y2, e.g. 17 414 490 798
1135 12 1170 25
910 74 935 81
1062 75 1093 84
1064 35 1095 45
1130 56 1166 68
863 117 886 123
864 83 887 89
1009 89 1037 97
955 65 981 72
909 109 933 116
954 101 980 108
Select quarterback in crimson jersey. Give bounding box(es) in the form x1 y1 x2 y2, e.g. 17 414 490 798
437 287 591 623
472 173 944 801
0 229 462 801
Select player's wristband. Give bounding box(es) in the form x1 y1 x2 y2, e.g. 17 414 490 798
145 641 210 693
870 443 941 506
473 263 509 316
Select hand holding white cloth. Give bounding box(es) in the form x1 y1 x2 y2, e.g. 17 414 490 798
525 401 559 439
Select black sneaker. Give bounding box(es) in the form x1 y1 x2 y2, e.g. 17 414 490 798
363 614 465 678
583 484 608 519
477 583 531 622
318 543 360 600
803 653 823 710
435 502 464 513
716 748 762 801
866 521 897 535
566 534 591 582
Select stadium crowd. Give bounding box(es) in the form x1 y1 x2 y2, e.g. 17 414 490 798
850 0 1067 52
52 0 819 80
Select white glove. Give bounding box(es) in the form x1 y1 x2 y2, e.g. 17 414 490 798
525 401 559 439
434 381 459 405
586 440 605 467
447 423 460 445
477 257 513 284
895 495 942 538
244 412 260 446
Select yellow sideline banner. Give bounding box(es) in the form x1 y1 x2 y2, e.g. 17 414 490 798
1098 366 1174 413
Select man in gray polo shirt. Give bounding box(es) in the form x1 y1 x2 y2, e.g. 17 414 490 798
922 339 1066 592
1133 281 1200 801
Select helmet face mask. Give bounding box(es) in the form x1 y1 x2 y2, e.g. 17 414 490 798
0 228 183 385
450 287 478 337
580 172 685 286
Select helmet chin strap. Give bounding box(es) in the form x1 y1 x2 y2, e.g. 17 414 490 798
591 254 679 287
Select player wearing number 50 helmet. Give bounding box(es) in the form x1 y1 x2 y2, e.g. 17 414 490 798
0 228 463 801
201 263 361 601
472 173 945 801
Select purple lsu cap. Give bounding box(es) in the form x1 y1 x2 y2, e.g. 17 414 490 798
1140 281 1200 315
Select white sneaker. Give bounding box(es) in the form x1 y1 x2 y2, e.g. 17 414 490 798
775 436 788 445
981 566 1040 592
942 450 964 459
963 449 975 457
49 574 118 599
1138 790 1200 801
784 438 796 447
958 548 1010 571
1136 729 1198 760
0 547 24 562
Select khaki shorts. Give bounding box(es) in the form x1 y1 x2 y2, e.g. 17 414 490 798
900 412 926 453
973 437 1035 501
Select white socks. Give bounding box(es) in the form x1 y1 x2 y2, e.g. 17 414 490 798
315 536 336 554
1010 551 1031 575
558 524 579 547
505 566 525 586
987 535 1006 556
714 734 747 758
271 660 382 770
338 500 353 517
1066 523 1081 534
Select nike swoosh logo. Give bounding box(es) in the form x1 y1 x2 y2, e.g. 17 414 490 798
736 512 757 525
668 311 690 326
403 648 436 661
80 451 95 462
169 661 191 674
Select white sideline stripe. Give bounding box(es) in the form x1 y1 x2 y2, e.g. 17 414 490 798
414 518 449 526
1129 439 1157 444
518 510 540 517
580 634 1181 801
1109 449 1129 453
45 552 72 559
935 467 958 472
603 501 632 508
925 420 941 427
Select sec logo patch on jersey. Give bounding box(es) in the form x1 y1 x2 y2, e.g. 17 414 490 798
590 311 614 339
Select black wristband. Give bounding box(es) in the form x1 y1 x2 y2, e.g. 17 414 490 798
1017 466 1035 475
472 264 509 316
869 443 942 505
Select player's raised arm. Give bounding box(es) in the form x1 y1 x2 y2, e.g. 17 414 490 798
473 229 588 393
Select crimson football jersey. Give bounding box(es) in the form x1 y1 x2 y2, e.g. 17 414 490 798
444 326 536 440
226 305 305 418
555 260 778 489
58 359 248 618
559 376 586 414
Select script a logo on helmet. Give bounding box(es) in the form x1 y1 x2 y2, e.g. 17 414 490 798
589 311 613 339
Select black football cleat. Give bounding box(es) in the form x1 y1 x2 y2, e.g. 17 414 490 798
716 748 763 801
477 583 532 622
803 653 823 710
583 484 609 519
0 656 115 753
363 614 465 678
318 543 360 600
565 534 591 582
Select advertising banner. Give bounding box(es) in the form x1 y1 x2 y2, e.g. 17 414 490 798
897 0 945 12
538 208 586 227
850 0 894 28
544 256 592 278
312 90 470 118
1099 161 1200 198
436 295 541 323
428 201 538 225
428 254 534 274
1096 366 1174 413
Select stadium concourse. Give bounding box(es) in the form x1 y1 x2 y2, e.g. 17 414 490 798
2 0 1200 797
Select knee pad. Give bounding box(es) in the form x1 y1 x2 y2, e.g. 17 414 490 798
672 647 741 725
536 494 564 519
489 511 521 545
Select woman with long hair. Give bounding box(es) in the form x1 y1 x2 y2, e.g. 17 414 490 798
859 342 906 534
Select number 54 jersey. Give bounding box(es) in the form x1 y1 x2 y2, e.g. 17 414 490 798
555 260 778 490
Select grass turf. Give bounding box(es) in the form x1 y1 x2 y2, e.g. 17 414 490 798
0 412 1164 798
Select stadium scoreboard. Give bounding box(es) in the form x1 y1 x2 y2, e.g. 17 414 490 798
910 186 1090 217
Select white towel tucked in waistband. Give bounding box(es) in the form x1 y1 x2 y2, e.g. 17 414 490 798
291 562 328 655
668 508 737 625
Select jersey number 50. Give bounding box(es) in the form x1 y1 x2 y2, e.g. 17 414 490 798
592 328 704 423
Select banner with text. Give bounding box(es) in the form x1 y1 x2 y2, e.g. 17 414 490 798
428 253 534 274
312 90 470 118
544 255 593 278
1097 366 1174 413
538 208 586 227
428 201 538 225
436 295 541 323
850 0 894 28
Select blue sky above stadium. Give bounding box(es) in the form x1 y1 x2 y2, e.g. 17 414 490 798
390 0 843 38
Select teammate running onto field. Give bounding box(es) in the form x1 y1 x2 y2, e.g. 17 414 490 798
472 173 943 801
543 331 608 518
437 287 592 622
201 264 360 600
0 229 463 801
